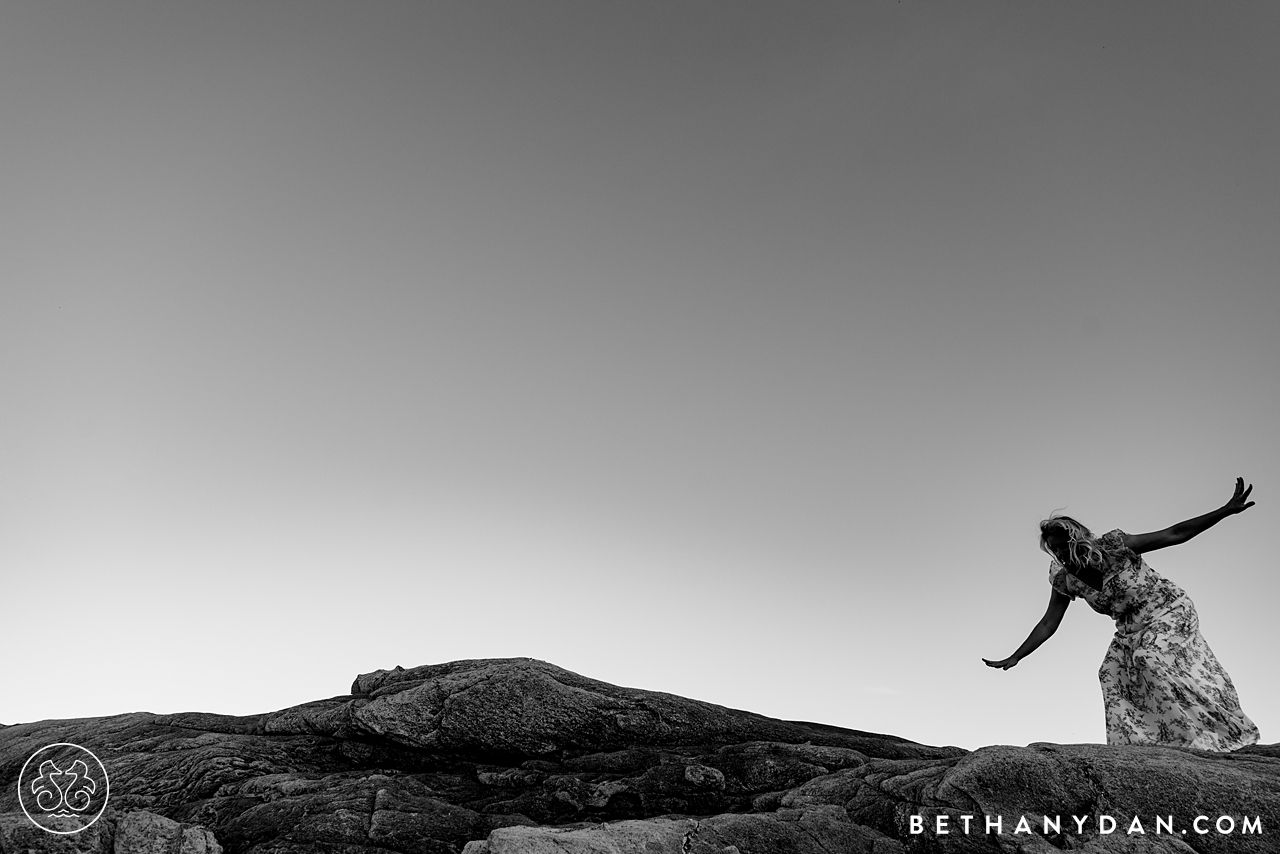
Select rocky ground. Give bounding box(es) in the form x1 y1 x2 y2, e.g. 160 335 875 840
2 658 1277 853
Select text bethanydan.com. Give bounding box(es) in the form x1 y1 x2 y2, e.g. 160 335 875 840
910 813 1263 838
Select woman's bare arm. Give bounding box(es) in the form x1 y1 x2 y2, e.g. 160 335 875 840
983 588 1071 670
1123 478 1255 555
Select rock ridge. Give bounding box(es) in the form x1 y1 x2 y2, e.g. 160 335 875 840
0 657 1275 853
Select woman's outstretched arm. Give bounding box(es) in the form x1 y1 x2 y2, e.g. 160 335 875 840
1123 477 1256 555
983 588 1071 670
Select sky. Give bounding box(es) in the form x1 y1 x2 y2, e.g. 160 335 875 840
1 1 1277 752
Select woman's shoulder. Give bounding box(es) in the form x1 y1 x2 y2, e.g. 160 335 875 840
1098 528 1126 544
1097 529 1138 561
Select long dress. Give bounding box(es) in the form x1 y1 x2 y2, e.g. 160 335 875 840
1048 529 1259 751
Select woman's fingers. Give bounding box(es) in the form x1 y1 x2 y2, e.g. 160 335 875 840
1227 478 1251 507
1229 479 1255 512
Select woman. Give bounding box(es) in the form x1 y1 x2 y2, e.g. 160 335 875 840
984 478 1260 751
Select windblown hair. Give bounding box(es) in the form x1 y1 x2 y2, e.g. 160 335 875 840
1039 514 1108 573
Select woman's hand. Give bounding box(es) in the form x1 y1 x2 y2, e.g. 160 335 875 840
1223 477 1255 515
982 656 1020 670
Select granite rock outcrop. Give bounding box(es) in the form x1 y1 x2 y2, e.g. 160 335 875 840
1 658 1276 853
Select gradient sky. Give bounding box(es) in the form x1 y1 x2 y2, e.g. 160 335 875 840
2 2 1277 751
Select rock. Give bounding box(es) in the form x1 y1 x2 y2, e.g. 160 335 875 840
0 811 109 853
0 810 219 854
0 658 1275 853
460 815 699 854
346 658 954 760
701 741 852 793
113 810 223 854
462 806 902 853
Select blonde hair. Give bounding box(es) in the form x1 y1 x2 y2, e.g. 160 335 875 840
1039 514 1107 573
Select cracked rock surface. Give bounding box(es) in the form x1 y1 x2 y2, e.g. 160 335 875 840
1 658 1276 853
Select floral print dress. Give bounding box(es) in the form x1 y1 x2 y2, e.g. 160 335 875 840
1049 529 1259 751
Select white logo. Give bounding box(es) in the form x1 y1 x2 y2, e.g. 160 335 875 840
17 743 110 834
